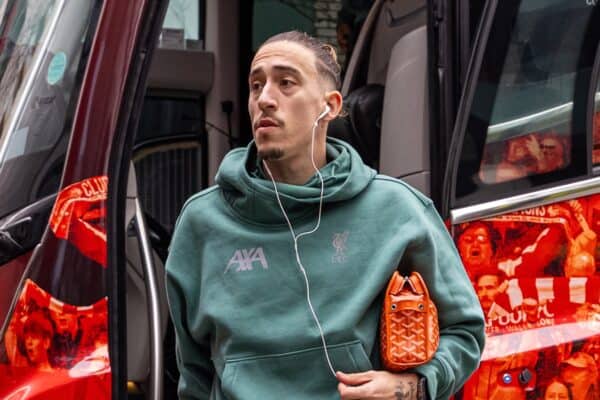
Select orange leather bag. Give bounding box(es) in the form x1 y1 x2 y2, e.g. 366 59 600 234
380 271 439 371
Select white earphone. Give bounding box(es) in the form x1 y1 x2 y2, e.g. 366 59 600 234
314 104 331 126
261 101 336 377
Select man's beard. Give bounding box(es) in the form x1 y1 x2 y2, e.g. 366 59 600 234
258 147 284 161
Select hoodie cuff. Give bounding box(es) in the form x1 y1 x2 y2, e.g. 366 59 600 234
412 357 451 400
417 375 428 400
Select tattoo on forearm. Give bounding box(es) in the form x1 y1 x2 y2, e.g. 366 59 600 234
395 381 416 400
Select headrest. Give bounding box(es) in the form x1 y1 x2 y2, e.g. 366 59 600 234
328 84 384 169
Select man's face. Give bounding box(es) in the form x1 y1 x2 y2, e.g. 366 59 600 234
544 381 570 400
248 40 326 162
522 297 539 323
476 274 499 313
540 138 564 170
458 226 493 270
24 332 50 365
52 311 78 337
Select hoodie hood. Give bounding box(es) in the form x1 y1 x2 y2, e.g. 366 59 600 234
215 137 376 225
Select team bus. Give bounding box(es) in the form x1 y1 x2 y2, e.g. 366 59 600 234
0 0 599 398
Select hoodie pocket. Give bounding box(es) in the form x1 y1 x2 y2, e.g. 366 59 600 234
221 340 372 400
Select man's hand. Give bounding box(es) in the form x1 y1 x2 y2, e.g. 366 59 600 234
337 370 419 400
525 134 542 161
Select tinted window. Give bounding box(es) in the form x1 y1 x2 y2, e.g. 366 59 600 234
454 1 600 206
0 1 100 219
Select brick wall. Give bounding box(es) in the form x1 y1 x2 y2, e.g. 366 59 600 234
313 0 344 64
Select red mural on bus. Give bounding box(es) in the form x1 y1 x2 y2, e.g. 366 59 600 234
49 176 108 267
456 197 600 399
0 175 110 399
0 280 110 399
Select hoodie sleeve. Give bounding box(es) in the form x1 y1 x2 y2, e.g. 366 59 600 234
165 209 214 400
406 202 486 399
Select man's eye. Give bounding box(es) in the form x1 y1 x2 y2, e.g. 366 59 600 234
250 82 263 91
281 79 294 87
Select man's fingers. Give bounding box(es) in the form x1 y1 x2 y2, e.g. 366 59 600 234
337 371 379 399
336 370 373 385
338 382 373 400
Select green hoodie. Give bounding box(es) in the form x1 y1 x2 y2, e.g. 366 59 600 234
166 138 485 400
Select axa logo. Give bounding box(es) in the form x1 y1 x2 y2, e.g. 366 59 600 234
224 247 269 273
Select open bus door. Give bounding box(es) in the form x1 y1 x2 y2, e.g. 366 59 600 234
0 0 167 399
442 1 600 398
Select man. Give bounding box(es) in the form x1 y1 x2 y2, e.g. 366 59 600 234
535 134 567 174
473 269 508 320
49 307 82 369
166 31 485 400
456 222 495 279
21 312 54 371
493 135 539 183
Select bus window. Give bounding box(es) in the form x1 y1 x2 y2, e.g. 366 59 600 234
0 1 105 396
480 131 570 184
160 0 204 49
0 1 100 236
455 1 598 206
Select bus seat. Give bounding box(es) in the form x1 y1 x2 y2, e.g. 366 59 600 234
379 25 430 195
328 84 384 170
367 0 426 85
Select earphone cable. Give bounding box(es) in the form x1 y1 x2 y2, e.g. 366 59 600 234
262 118 334 377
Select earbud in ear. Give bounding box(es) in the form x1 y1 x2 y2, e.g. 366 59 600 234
316 105 331 124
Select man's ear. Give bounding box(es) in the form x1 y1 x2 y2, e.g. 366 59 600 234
324 90 343 120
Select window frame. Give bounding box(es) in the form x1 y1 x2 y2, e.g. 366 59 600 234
444 0 600 220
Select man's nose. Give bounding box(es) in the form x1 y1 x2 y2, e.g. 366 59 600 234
257 82 277 111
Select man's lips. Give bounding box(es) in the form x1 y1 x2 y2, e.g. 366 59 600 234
255 117 279 130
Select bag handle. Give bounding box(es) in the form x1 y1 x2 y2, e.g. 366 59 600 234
389 271 429 297
401 276 418 293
